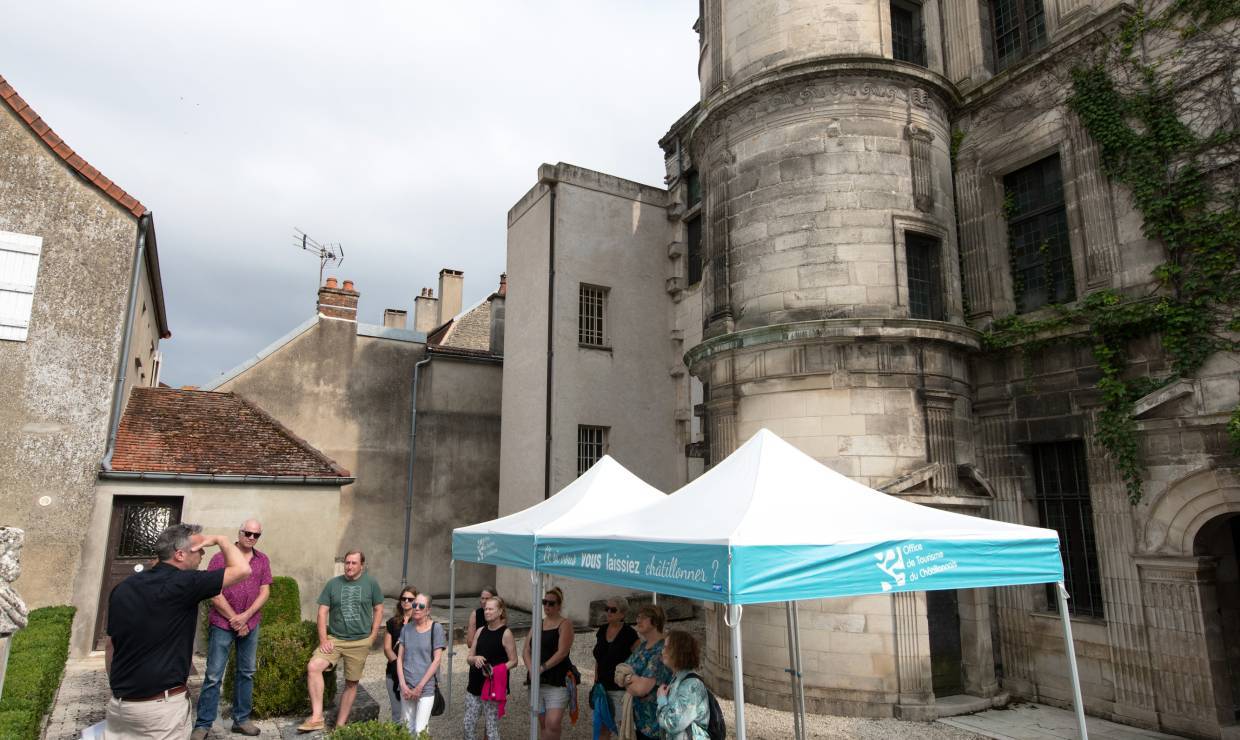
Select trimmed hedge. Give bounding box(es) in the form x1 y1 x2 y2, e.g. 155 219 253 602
0 605 75 740
263 576 301 626
224 619 337 719
329 720 416 739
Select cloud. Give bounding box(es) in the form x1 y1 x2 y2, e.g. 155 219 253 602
1 0 699 385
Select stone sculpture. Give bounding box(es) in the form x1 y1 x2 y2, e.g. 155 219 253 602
0 527 29 636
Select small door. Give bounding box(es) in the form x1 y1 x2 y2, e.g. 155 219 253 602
93 496 183 649
927 588 964 697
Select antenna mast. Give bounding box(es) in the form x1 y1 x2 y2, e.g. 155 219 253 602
293 228 344 289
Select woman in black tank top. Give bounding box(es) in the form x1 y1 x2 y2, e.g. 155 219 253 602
522 587 574 740
464 596 516 739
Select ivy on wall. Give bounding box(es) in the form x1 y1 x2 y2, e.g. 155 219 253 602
981 0 1239 502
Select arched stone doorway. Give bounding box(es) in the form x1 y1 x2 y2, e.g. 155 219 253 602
1194 514 1240 726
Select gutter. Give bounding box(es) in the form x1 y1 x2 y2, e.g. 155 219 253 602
542 173 557 500
100 212 151 472
98 471 355 485
401 355 433 588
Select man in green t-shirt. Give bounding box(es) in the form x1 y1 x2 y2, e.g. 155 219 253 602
298 550 385 732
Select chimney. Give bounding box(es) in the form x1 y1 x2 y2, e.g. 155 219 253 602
489 275 506 356
383 308 408 329
437 268 464 325
413 287 439 333
317 276 359 321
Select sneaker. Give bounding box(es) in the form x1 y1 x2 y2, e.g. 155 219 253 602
231 722 260 736
296 717 325 733
190 729 209 740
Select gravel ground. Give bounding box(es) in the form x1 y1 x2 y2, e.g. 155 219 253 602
358 620 983 740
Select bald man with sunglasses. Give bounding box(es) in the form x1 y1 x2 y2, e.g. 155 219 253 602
192 519 272 739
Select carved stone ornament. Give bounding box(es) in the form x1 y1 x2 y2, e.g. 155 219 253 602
0 528 28 636
709 81 933 137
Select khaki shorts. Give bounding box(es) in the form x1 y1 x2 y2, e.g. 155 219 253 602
312 635 372 682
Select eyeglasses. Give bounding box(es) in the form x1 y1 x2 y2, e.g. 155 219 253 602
541 599 560 607
400 597 416 603
241 531 261 539
411 603 428 610
605 606 621 614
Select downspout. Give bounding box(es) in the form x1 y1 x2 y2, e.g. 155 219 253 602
100 212 152 471
543 181 557 500
401 354 433 588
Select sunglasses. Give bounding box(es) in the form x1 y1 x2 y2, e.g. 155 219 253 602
241 531 261 539
541 599 560 607
400 597 416 603
411 603 428 610
605 606 621 614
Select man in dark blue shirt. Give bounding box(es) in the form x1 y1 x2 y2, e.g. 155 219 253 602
105 523 251 739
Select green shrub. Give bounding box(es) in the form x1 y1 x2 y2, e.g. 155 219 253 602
0 605 75 740
218 620 336 718
329 720 416 739
264 576 301 625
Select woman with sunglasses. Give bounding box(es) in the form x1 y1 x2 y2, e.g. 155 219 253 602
383 588 418 722
397 592 446 736
623 604 673 740
466 596 517 739
522 586 574 740
593 596 638 739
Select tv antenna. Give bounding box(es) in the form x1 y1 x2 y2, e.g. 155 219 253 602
293 228 344 288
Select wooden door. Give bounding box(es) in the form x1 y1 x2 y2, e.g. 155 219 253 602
93 496 183 650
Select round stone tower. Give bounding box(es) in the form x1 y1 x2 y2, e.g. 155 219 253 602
681 0 991 719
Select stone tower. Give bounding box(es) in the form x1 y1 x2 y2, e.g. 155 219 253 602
671 0 987 719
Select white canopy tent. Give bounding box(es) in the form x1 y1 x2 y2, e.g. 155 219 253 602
448 455 666 738
533 429 1089 740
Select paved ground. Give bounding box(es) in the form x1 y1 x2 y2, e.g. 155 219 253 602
939 703 1185 740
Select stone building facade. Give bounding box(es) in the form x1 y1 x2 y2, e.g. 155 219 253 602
501 1 1239 737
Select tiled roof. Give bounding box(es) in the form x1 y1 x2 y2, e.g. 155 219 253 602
436 298 494 352
109 387 351 479
0 74 147 218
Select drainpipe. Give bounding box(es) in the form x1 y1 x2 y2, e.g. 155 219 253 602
543 178 557 500
100 212 151 471
401 355 432 589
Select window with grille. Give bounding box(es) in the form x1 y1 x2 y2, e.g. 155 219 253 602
578 284 608 346
891 1 926 66
990 0 1046 70
577 425 609 477
1004 154 1074 313
905 232 944 320
687 217 703 287
1031 441 1103 618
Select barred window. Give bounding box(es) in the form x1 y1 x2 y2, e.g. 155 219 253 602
577 425 609 477
578 284 608 346
1005 155 1074 313
1031 441 1103 618
905 232 944 320
687 216 703 287
991 0 1046 70
891 0 926 66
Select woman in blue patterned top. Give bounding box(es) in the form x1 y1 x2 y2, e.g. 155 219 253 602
622 604 672 740
656 630 710 740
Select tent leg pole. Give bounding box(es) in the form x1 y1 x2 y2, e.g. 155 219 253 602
1056 582 1089 740
447 560 456 718
729 604 747 740
791 601 806 740
784 602 801 740
531 571 543 740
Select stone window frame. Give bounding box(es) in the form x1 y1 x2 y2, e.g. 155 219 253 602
891 215 954 322
1003 153 1076 313
576 424 609 477
979 138 1089 320
883 0 946 75
891 0 928 66
1027 439 1105 619
988 0 1048 71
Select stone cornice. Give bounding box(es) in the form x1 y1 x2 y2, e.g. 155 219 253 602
683 318 981 368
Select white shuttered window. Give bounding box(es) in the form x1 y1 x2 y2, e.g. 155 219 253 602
0 230 43 342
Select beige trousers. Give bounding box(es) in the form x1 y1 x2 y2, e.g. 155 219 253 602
104 691 191 740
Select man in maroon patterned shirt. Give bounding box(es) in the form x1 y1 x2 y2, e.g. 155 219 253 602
191 519 273 739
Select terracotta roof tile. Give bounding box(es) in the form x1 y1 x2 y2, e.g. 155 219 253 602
0 74 147 218
110 388 351 479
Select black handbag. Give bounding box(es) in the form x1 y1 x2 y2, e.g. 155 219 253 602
431 685 445 716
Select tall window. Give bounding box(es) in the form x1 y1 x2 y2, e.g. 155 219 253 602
891 0 926 66
991 0 1046 70
1031 441 1103 618
577 425 609 476
686 169 702 208
578 284 608 346
687 216 703 287
1005 154 1074 313
905 232 944 320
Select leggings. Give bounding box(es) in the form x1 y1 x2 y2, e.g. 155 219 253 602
463 692 501 739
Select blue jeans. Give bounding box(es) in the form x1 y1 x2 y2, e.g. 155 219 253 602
195 624 259 729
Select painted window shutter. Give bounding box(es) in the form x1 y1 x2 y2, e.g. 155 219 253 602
0 230 43 342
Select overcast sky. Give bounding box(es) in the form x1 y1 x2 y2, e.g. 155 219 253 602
1 1 700 386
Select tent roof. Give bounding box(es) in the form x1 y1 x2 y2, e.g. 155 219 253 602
544 429 1056 547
